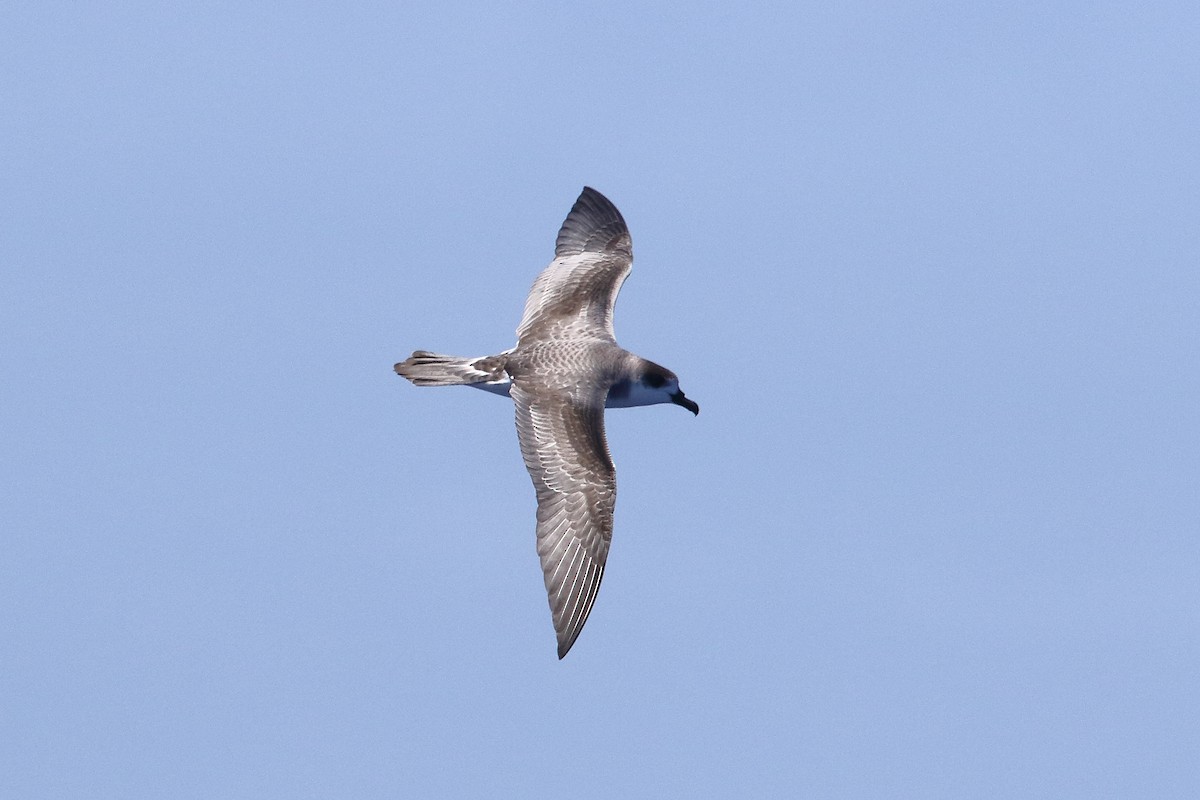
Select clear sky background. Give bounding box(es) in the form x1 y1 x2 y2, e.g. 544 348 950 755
3 2 1198 797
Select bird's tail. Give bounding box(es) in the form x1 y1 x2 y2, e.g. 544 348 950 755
393 350 508 387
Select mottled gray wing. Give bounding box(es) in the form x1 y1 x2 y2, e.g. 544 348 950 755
511 382 615 659
516 187 633 346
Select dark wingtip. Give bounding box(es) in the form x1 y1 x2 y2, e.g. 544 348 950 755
555 187 631 258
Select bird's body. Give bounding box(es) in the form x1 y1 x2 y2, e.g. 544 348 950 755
395 187 697 658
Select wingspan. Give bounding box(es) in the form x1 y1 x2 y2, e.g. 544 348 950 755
511 382 615 658
515 187 633 346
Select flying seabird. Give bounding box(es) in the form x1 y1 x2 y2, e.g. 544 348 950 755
394 187 698 658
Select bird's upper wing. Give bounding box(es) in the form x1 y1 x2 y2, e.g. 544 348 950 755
515 187 633 346
511 381 615 658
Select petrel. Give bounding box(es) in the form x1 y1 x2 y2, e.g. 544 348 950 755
394 187 698 658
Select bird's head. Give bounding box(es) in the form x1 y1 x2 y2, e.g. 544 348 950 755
613 361 698 415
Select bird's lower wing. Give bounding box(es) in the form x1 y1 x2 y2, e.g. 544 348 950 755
512 383 615 658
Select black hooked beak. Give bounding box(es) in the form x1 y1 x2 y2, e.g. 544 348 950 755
671 391 699 416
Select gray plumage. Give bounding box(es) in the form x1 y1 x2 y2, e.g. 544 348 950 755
395 187 698 658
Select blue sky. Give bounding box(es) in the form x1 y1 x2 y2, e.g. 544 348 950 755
3 2 1198 797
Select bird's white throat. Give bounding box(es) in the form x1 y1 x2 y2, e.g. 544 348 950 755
605 379 676 409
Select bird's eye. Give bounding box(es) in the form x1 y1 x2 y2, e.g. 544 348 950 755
644 373 665 389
